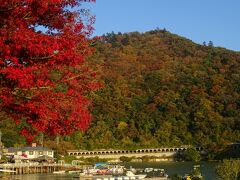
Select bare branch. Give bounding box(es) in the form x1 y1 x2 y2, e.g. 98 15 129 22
11 91 32 100
63 74 84 82
30 54 55 60
14 86 52 91
0 3 19 12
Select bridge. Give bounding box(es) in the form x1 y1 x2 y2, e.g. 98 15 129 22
67 147 203 160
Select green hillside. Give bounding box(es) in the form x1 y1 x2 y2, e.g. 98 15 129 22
81 29 240 153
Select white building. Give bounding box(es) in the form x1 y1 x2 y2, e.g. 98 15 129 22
6 143 54 160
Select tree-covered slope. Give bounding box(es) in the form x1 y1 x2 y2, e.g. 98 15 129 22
1 29 240 155
80 29 240 153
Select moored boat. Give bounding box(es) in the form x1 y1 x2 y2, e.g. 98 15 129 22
73 173 112 180
112 171 146 180
53 170 65 174
144 168 168 179
74 171 147 180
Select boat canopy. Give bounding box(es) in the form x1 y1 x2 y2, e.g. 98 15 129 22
94 162 108 168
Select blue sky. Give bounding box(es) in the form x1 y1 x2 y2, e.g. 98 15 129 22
82 0 240 51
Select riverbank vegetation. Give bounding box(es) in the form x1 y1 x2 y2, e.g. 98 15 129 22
216 159 240 180
175 148 202 162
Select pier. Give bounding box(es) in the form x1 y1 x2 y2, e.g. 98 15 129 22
0 162 82 174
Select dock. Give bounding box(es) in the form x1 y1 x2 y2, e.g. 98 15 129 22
0 162 84 174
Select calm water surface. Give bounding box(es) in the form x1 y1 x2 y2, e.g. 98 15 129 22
9 161 217 180
124 161 217 180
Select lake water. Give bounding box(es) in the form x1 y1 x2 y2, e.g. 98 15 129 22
123 161 217 179
9 161 217 180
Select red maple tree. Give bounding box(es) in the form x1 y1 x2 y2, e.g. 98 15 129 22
0 0 99 142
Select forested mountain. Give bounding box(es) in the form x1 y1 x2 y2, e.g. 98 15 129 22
1 29 240 155
82 29 240 153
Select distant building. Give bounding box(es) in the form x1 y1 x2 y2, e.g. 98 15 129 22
5 143 54 161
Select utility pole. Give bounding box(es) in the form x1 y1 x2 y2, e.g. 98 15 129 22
56 135 59 146
0 130 2 160
40 133 44 147
0 130 3 148
0 130 2 145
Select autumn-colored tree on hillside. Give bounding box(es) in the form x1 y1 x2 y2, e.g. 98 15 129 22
80 30 240 153
0 0 99 142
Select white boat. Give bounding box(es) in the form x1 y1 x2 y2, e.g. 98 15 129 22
68 170 82 174
91 171 146 180
84 167 99 175
83 163 125 175
0 169 16 173
73 173 113 180
114 171 146 180
53 170 65 174
144 168 153 173
125 171 146 179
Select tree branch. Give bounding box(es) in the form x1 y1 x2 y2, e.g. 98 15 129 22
30 54 55 60
14 86 52 91
0 3 19 12
12 91 32 100
63 74 84 82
